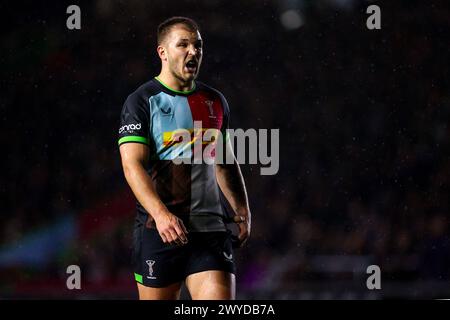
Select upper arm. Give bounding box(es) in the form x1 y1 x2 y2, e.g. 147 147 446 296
120 142 149 169
216 93 235 168
118 92 151 147
117 92 152 168
219 92 230 142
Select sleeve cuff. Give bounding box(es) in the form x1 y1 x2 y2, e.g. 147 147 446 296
118 136 149 146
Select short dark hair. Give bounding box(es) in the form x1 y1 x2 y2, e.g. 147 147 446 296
157 17 200 45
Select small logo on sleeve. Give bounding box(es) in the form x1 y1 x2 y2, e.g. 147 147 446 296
119 123 141 134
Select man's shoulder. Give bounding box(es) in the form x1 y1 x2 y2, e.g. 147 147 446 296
126 78 162 102
196 81 227 101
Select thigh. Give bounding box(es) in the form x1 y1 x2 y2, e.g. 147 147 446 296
137 282 182 300
184 231 236 300
185 270 235 300
132 221 188 291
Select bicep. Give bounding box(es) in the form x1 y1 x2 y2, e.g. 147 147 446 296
119 143 150 168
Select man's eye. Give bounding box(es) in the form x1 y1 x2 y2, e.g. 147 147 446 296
178 43 187 47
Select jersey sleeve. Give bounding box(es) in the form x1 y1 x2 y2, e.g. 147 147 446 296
118 93 150 146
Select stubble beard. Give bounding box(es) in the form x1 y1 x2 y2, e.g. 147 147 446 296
168 57 199 84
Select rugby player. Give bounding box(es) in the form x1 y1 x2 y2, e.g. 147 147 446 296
118 17 251 300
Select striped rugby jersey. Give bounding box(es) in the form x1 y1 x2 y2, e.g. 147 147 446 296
118 77 230 232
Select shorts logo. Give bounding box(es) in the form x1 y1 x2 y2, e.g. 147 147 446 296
146 260 156 279
223 252 233 261
119 123 141 134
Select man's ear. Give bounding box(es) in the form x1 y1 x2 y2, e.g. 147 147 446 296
157 45 167 61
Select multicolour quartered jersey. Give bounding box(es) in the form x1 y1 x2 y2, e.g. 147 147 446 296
118 77 230 232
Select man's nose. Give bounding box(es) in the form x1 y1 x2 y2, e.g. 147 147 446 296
188 45 198 56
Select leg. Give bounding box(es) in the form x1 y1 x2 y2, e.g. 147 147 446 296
137 282 182 300
185 270 235 300
133 225 187 300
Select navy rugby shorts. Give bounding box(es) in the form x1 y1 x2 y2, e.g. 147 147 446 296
132 219 236 287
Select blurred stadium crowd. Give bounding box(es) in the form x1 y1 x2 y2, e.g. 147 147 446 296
1 0 449 298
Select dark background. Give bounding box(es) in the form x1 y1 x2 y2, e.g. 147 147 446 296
0 0 449 299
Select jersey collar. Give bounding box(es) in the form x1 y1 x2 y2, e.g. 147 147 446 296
154 76 196 95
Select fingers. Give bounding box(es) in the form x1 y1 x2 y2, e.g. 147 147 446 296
168 228 183 246
237 219 250 248
158 216 189 246
180 220 189 236
173 221 188 244
238 229 249 245
233 215 246 224
160 232 168 244
160 229 182 246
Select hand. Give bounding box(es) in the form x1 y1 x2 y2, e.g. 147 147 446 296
233 214 251 248
154 212 189 246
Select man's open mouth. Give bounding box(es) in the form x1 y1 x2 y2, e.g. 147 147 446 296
185 60 198 73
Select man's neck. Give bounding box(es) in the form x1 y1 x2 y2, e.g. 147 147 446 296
156 71 194 92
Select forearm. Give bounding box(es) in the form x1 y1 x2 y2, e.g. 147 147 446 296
216 160 251 218
123 162 169 221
